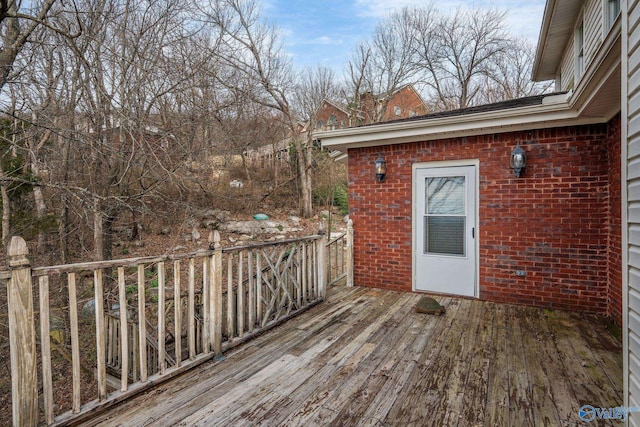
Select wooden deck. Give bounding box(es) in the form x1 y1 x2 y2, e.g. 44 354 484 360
80 286 623 427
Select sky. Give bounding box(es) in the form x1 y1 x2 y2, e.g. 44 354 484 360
262 0 547 74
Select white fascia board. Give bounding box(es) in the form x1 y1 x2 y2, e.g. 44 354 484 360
532 0 557 81
316 96 605 154
334 152 348 163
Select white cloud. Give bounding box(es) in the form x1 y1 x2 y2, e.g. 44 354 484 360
354 0 545 42
500 2 547 42
310 36 344 45
354 0 424 18
277 27 294 39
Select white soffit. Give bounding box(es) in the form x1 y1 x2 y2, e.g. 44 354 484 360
532 0 584 81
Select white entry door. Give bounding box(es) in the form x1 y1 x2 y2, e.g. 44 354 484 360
414 165 477 297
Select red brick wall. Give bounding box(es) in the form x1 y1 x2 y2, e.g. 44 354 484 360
381 86 429 122
347 121 620 316
315 102 349 130
607 114 622 325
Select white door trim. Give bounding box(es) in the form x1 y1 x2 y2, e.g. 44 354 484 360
412 159 480 296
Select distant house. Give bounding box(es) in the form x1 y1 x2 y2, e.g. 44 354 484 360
313 100 351 132
313 84 429 131
356 84 430 125
244 137 291 168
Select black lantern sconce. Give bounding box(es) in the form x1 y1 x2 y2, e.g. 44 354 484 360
374 153 387 182
510 143 526 178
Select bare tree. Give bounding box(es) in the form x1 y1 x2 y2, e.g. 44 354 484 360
204 0 314 217
345 44 372 125
294 66 343 125
419 7 510 109
4 0 218 261
0 0 59 92
351 4 551 113
479 38 554 104
0 0 60 248
346 7 418 123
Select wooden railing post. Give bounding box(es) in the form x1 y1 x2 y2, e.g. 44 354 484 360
7 236 38 426
346 219 354 287
210 231 223 355
317 224 327 300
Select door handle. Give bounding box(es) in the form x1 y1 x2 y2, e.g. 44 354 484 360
472 227 475 239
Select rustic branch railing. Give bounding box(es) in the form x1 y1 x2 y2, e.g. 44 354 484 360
3 225 353 426
326 219 354 287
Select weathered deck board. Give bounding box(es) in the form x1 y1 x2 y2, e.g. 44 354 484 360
518 306 561 426
90 287 364 427
82 286 623 427
483 301 509 427
383 297 467 425
506 305 536 426
179 293 410 425
544 308 622 411
523 308 579 426
458 300 494 426
273 294 416 426
328 298 439 426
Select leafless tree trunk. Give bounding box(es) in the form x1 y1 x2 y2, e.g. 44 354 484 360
346 45 371 126
0 167 10 247
93 200 104 261
32 174 47 249
24 122 53 251
0 0 58 92
479 38 554 104
410 6 510 109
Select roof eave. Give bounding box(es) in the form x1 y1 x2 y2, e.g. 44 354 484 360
532 0 556 81
532 0 583 82
316 93 609 154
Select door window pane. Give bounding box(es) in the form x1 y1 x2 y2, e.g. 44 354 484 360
425 217 465 255
424 176 466 256
426 177 464 215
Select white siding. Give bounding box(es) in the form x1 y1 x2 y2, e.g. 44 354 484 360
584 0 603 67
557 0 618 90
561 36 575 90
626 0 640 417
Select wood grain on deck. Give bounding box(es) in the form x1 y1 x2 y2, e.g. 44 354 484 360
82 286 623 427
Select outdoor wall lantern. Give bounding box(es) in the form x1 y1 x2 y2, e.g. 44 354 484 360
510 143 526 178
374 153 387 182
